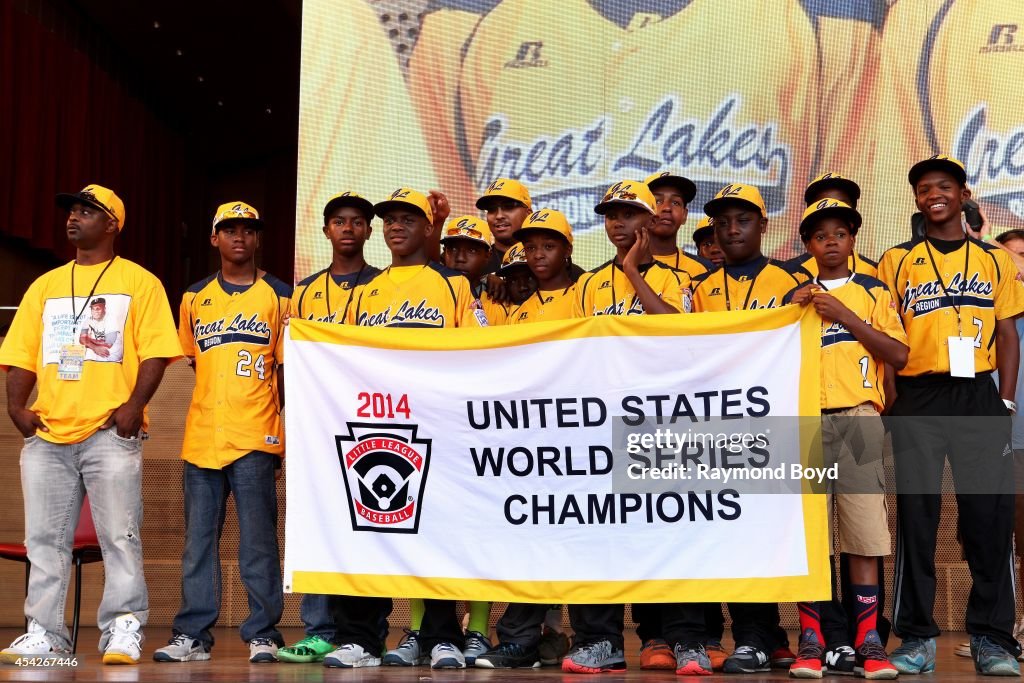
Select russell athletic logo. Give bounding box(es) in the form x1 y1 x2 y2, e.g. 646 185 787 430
505 41 547 69
336 423 431 533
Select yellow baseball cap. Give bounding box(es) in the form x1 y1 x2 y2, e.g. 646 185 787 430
514 208 573 244
804 172 861 206
211 201 263 234
798 199 862 240
908 154 967 187
441 215 493 248
645 171 697 205
692 215 714 246
497 242 529 274
594 180 657 215
476 178 533 211
373 188 434 224
56 184 126 231
704 183 767 218
323 191 375 222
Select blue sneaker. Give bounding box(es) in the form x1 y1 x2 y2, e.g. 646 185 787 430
971 636 1021 677
889 637 936 674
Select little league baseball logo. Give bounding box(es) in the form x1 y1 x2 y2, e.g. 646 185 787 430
336 423 431 533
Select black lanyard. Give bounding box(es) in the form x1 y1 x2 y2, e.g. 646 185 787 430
323 264 365 322
71 256 117 325
923 238 970 334
609 262 650 314
721 263 761 311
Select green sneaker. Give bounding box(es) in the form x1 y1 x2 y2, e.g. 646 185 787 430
278 635 336 663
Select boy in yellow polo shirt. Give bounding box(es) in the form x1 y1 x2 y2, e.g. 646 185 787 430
154 202 291 665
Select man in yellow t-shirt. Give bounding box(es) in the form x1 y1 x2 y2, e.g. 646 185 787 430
0 185 180 665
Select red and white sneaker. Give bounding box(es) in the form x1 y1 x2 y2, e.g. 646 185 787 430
855 631 898 680
789 629 824 679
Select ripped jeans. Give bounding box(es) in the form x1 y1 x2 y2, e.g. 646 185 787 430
20 428 147 652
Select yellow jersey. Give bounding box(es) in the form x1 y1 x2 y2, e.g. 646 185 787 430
449 0 821 260
863 0 1024 258
291 266 382 324
179 273 291 468
0 257 181 444
692 257 806 312
294 0 438 279
509 285 578 324
574 260 690 316
784 274 908 411
878 236 1024 376
347 263 486 328
477 288 509 326
653 249 709 277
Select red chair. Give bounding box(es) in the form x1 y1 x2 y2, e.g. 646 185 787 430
0 495 103 653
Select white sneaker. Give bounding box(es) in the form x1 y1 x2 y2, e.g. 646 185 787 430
323 643 382 668
430 642 466 669
153 633 211 662
0 621 60 664
103 613 143 665
249 638 278 663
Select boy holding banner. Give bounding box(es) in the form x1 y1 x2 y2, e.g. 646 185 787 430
281 191 381 665
475 209 577 670
345 188 484 670
690 183 804 673
783 199 907 679
560 181 690 675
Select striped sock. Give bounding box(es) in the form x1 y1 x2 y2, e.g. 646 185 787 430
797 602 825 646
851 584 879 647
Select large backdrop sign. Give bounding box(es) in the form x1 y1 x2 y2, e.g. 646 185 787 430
284 307 830 603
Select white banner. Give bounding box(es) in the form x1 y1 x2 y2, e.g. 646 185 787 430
284 308 829 603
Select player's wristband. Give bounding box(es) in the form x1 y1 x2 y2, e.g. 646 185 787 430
982 234 992 241
1003 398 1017 414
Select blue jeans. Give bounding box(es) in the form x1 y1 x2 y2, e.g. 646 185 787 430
301 594 339 642
20 429 147 652
171 451 283 647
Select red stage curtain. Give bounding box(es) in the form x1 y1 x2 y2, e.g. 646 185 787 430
0 2 188 287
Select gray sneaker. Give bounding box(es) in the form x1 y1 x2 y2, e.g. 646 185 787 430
153 633 211 662
323 643 382 668
383 629 426 666
430 642 466 669
889 636 936 674
561 639 626 673
462 631 492 666
971 635 1021 677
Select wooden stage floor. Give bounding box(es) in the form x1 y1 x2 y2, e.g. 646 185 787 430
0 629 991 682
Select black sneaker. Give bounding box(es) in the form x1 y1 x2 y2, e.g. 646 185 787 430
823 644 856 675
723 644 771 673
475 642 541 669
